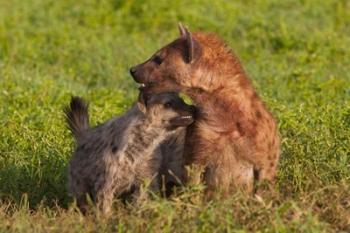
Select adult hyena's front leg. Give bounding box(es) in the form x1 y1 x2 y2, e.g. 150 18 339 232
204 157 254 196
254 147 280 184
256 162 278 183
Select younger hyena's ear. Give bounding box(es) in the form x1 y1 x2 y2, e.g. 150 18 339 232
137 92 147 114
178 23 202 63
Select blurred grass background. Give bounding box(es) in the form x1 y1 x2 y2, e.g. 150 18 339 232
0 0 349 232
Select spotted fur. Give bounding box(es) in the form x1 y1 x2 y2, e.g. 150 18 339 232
130 24 280 195
66 93 194 214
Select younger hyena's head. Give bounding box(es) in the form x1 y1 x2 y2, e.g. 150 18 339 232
137 92 195 130
130 23 204 94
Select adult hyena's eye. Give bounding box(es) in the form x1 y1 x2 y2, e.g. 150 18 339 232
164 101 173 108
153 55 163 65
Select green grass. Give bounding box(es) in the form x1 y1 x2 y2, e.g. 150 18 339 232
0 0 349 232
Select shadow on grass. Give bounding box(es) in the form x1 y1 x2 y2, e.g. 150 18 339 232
0 151 70 209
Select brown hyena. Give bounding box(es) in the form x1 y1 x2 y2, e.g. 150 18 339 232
129 24 280 195
65 92 195 214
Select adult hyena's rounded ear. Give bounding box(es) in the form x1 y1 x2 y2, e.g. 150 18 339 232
178 22 187 37
178 23 202 63
137 92 147 114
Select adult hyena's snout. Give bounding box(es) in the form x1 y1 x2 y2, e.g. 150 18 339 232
129 64 144 83
129 66 137 76
130 61 165 92
130 63 155 85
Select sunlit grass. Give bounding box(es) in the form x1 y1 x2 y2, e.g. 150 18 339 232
0 0 349 232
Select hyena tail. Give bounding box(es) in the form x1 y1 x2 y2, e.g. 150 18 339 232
64 96 89 141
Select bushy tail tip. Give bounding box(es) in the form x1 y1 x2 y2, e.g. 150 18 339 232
64 96 89 140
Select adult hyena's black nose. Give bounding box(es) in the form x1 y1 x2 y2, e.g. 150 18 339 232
129 66 137 76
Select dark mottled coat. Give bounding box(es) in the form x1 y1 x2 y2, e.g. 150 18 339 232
65 93 194 214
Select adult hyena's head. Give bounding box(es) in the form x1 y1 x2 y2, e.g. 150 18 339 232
130 23 203 94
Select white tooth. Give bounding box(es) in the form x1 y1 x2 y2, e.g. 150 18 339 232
140 84 146 87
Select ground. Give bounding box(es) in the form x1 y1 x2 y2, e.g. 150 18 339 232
0 0 349 232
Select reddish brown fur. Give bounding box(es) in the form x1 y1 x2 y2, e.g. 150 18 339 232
130 25 280 194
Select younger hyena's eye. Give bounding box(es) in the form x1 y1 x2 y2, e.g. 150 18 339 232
153 55 163 65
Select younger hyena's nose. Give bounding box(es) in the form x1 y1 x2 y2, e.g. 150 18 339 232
130 66 136 76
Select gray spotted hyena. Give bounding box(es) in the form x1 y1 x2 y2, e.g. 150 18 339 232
65 92 195 214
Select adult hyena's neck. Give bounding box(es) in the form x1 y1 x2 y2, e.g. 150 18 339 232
184 78 257 135
122 121 167 162
185 71 255 107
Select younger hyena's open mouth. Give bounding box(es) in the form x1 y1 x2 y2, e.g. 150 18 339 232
170 114 194 127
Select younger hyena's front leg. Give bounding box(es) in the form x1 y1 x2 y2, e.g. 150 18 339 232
94 166 132 215
95 189 115 215
95 179 133 215
131 183 157 205
132 173 160 204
